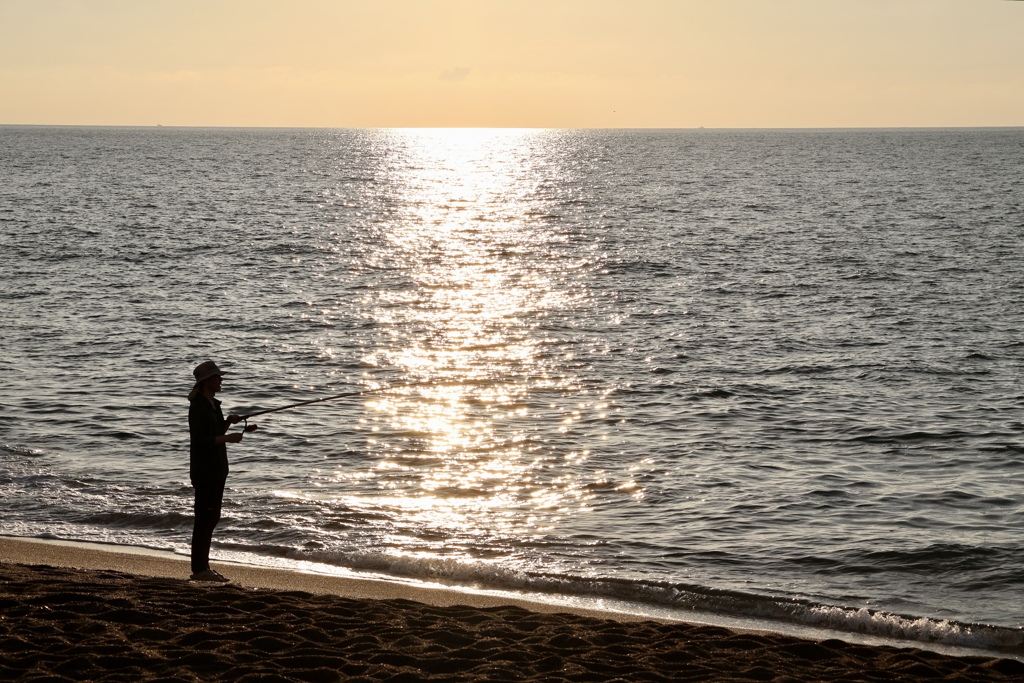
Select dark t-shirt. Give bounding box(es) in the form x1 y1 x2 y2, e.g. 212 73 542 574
189 396 229 484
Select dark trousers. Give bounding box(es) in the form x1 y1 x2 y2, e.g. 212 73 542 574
191 480 225 574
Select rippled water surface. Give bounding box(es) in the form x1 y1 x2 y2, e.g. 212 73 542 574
2 126 1023 652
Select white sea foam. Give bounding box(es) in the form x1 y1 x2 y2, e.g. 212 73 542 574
790 603 1022 652
1 443 45 457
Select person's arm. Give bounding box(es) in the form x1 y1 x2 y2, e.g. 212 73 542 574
214 414 257 444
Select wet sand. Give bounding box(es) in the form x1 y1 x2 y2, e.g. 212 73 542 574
2 538 1022 682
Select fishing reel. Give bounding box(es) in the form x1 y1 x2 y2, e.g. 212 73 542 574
239 417 259 434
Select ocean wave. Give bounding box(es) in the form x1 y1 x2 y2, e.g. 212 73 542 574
76 510 193 530
0 443 45 457
686 388 734 400
845 429 976 445
256 546 1024 655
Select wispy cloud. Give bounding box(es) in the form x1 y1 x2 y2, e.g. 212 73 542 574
439 66 471 82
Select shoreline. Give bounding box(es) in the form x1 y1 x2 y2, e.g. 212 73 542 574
2 535 1021 661
4 537 1024 682
0 536 657 623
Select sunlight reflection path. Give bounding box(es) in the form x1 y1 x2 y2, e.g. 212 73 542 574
328 129 616 561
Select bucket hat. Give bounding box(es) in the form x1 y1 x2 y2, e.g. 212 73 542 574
188 361 227 400
193 360 227 383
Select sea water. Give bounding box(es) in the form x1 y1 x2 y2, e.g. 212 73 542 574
2 126 1023 655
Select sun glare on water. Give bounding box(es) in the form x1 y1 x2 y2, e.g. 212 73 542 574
315 129 612 557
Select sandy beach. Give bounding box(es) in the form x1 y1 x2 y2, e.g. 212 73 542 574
2 538 1022 682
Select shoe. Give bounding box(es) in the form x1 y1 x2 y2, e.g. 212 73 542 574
190 568 229 583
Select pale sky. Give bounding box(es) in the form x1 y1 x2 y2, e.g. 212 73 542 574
1 0 1022 128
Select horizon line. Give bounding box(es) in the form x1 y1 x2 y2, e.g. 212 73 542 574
3 123 1023 131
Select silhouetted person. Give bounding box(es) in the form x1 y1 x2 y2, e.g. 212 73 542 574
187 360 257 582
